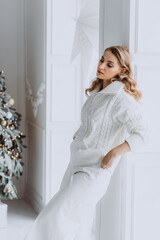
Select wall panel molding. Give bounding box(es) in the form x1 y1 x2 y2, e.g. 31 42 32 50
25 121 45 212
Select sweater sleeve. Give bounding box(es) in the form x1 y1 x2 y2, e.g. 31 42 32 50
123 105 150 152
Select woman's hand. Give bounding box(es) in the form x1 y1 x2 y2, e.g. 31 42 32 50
100 141 130 169
100 149 118 169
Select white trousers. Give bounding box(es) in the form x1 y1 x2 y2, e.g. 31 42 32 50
24 148 121 240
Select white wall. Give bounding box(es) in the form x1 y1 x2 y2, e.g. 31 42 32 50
24 0 82 213
100 0 160 240
45 0 85 204
0 0 46 212
0 0 26 198
24 0 46 212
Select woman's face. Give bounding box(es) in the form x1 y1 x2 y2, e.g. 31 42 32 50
96 50 125 81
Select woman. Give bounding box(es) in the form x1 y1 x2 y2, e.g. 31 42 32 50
24 46 149 240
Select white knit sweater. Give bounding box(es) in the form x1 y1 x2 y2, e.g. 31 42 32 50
71 80 150 155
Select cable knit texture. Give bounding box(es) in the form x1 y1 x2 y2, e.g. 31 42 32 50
71 81 150 155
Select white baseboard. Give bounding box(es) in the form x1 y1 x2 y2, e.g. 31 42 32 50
24 183 45 214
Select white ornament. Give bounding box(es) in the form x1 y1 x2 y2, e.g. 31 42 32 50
70 0 99 85
25 78 45 117
6 112 12 119
1 119 7 126
8 98 15 106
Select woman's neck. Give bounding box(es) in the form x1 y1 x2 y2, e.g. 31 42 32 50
102 79 111 89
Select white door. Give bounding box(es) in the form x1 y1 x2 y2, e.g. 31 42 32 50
45 0 82 203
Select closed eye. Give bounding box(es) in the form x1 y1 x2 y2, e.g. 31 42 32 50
100 59 113 68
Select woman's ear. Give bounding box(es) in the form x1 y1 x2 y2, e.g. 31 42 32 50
120 67 127 74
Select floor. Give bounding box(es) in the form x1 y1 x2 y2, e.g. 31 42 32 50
2 199 38 240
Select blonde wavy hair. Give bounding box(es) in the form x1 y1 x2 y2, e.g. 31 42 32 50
85 46 142 102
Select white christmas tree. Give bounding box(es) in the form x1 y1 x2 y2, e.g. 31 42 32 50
0 70 26 200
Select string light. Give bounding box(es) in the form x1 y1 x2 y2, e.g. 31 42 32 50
0 74 26 198
7 187 12 193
